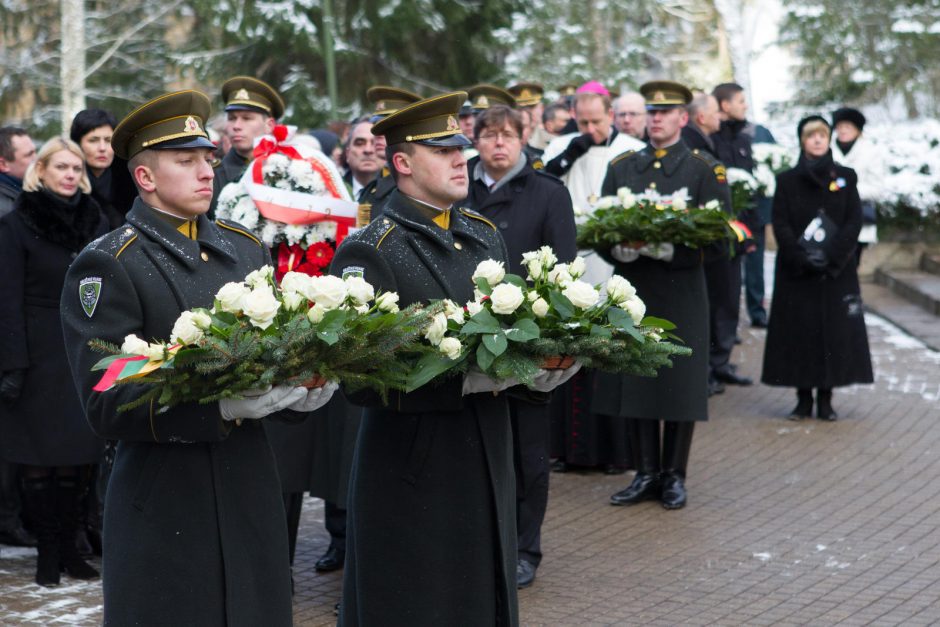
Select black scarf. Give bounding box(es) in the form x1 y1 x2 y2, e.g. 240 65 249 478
15 189 104 252
797 149 837 190
836 138 857 156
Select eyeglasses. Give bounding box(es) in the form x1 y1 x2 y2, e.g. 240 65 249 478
477 131 520 143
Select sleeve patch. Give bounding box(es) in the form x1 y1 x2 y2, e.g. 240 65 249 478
79 277 103 318
342 266 365 279
714 164 727 183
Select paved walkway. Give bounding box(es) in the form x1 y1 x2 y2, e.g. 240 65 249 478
2 292 939 625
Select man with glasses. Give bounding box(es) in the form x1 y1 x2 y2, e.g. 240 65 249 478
612 92 648 140
462 104 577 590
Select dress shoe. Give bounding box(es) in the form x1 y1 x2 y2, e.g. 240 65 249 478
816 390 837 421
660 472 687 509
314 546 345 572
0 525 37 547
707 377 725 397
610 472 660 505
788 389 813 420
516 559 537 589
750 318 768 329
713 368 752 386
550 459 568 473
603 464 627 475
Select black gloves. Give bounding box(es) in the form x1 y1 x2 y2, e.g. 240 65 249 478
0 370 26 403
803 248 829 272
544 133 599 176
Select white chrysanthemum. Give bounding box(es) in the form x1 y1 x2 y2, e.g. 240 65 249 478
260 222 281 247
283 224 308 246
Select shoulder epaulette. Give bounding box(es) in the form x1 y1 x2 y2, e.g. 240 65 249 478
216 219 263 247
609 150 637 167
88 225 139 259
458 208 497 231
689 149 721 168
345 216 397 250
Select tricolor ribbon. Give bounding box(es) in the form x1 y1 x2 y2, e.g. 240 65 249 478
92 346 182 392
245 125 358 244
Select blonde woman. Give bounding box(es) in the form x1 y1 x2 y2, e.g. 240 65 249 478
0 136 107 585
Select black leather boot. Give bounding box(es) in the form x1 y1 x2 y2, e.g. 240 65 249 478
610 419 660 506
22 476 60 586
816 388 837 421
56 476 100 581
660 422 694 510
788 388 813 420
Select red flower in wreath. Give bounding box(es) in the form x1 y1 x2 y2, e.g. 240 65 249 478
306 241 335 269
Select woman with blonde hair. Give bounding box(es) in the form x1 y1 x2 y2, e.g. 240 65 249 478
0 136 107 585
761 116 873 420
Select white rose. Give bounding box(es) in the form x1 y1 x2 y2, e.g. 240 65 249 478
425 312 448 346
308 275 348 310
354 303 370 314
526 260 543 281
621 297 647 325
595 196 615 209
563 280 600 309
190 310 212 330
120 334 150 356
472 259 505 286
442 299 465 324
241 287 281 329
547 263 573 286
527 290 538 302
704 199 721 211
438 337 463 360
490 283 525 315
671 195 688 211
170 311 205 345
245 265 274 289
215 282 251 314
617 187 636 207
466 300 484 316
520 250 539 266
282 291 306 312
144 342 166 362
375 291 400 313
345 276 375 306
532 297 550 318
280 272 313 299
307 303 327 324
569 256 586 278
606 275 637 303
537 246 558 268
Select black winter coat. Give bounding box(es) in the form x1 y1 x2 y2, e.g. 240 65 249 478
330 190 518 627
0 190 108 465
762 156 873 388
592 142 731 421
61 200 300 627
461 156 577 275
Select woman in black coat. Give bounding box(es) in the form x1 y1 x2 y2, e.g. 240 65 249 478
0 137 108 585
761 116 873 419
70 108 136 228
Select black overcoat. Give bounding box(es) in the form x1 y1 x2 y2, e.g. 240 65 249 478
61 200 299 627
761 159 874 388
330 190 519 627
0 190 108 466
591 142 731 422
461 155 577 276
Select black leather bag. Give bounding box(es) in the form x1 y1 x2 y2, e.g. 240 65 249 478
798 209 839 254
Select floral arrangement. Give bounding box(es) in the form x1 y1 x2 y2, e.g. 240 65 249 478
215 125 359 280
576 187 735 253
726 167 761 214
90 266 439 411
406 247 691 390
751 143 794 197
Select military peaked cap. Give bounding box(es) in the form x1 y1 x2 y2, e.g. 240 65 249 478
640 80 694 110
467 84 516 112
221 76 285 119
112 90 215 160
367 86 423 120
372 92 471 148
508 82 544 108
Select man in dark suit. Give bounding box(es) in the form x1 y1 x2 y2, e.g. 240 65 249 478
461 104 577 589
61 90 334 625
331 92 577 626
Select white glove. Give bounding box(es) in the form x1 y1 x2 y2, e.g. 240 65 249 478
611 244 640 263
219 386 307 421
462 370 519 396
527 362 583 393
638 242 675 262
286 381 339 413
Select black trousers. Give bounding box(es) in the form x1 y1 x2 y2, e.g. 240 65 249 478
283 494 347 565
705 255 742 374
510 396 551 567
0 460 23 531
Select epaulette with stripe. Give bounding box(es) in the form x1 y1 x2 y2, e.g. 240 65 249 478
458 208 497 231
216 219 263 247
343 215 398 250
87 225 139 259
608 150 638 167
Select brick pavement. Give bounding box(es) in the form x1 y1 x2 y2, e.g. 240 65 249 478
2 302 939 625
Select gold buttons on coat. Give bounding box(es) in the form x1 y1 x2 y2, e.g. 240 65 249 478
653 161 661 169
454 242 463 250
200 251 209 261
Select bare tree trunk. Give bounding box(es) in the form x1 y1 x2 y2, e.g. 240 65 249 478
60 0 86 131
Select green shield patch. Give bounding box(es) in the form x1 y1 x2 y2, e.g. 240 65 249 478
79 277 102 318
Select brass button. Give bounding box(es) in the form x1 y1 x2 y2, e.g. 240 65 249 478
200 251 209 261
454 242 463 250
649 182 657 189
653 161 661 169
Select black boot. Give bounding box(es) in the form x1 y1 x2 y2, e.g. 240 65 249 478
22 476 60 586
56 476 99 580
788 388 813 420
816 389 837 421
610 419 660 506
660 422 694 510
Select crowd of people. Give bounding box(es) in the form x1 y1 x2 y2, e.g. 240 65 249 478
0 73 875 626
